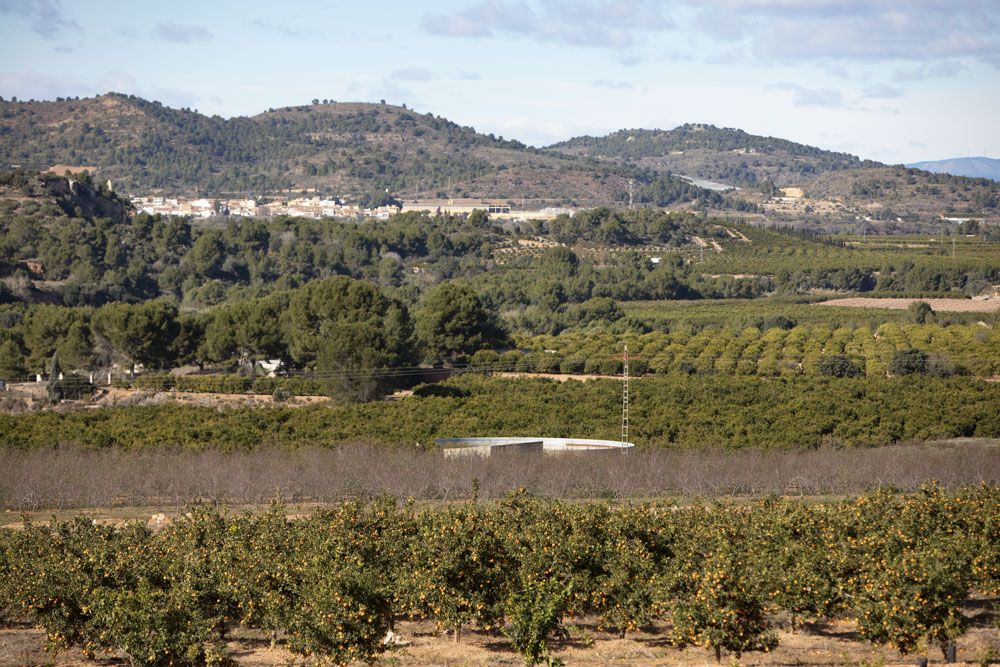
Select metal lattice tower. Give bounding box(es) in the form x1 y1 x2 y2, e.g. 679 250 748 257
621 344 629 447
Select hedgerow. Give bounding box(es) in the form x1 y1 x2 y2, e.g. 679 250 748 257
2 375 999 451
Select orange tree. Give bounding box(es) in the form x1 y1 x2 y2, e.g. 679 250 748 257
283 555 393 665
157 507 242 639
298 496 416 614
403 503 508 641
590 504 680 638
756 499 848 628
3 518 221 664
215 505 304 643
487 492 582 663
503 574 572 667
854 536 972 658
667 507 778 662
852 485 980 659
3 518 116 654
281 497 412 663
958 483 1000 597
592 536 659 638
0 525 16 625
488 493 600 616
85 523 222 665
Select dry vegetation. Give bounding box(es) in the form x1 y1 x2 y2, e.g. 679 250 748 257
3 441 998 514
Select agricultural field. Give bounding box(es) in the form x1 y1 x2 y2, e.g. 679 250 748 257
621 296 997 329
2 181 1000 667
1 488 997 666
3 374 1000 451
517 318 1000 377
818 296 1000 312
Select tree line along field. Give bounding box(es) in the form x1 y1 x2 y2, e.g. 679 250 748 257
1 487 997 666
3 375 999 450
79 312 999 393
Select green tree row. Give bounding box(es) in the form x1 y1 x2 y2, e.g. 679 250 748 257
1 486 996 665
0 277 507 401
2 374 999 451
513 320 1000 377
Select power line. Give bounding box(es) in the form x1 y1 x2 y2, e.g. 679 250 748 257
621 343 630 447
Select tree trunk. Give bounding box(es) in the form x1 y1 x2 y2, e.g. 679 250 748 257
715 645 722 662
453 625 461 643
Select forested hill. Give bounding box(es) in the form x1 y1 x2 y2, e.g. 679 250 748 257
546 124 882 187
0 94 724 208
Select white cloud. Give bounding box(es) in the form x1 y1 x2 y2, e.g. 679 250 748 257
422 0 1000 67
422 0 673 48
0 0 78 39
0 69 200 109
692 1 1000 65
391 68 438 83
593 79 634 89
893 60 970 81
151 22 212 44
249 18 319 39
96 70 141 95
345 78 419 108
768 83 846 108
862 83 904 99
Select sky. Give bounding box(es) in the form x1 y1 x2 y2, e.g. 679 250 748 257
0 0 998 164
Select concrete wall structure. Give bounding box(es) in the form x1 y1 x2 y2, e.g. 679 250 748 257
436 437 634 458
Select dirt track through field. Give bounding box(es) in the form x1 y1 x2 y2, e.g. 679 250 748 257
817 297 1000 312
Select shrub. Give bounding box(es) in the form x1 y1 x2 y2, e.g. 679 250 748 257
129 373 175 391
285 563 392 664
498 351 522 372
926 355 968 378
47 374 95 401
818 355 865 378
908 301 934 324
470 349 500 370
600 358 624 376
504 577 571 666
515 353 537 373
889 348 929 376
559 357 585 374
534 354 561 374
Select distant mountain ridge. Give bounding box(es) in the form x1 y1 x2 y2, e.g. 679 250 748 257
0 94 997 222
546 124 882 187
0 94 716 208
906 157 1000 181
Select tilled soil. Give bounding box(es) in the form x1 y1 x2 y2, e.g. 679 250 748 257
817 297 1000 312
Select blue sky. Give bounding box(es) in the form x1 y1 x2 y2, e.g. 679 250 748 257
1 0 998 163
